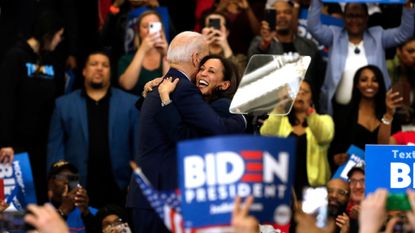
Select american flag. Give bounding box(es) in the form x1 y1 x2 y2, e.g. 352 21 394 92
130 162 195 233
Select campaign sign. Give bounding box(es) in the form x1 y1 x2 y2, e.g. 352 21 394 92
333 145 365 181
365 145 415 194
178 135 296 229
0 153 36 210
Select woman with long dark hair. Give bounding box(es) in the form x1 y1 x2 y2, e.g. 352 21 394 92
330 65 402 168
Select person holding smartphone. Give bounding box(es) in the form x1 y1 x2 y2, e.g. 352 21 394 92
47 160 97 233
118 10 169 97
200 11 247 74
248 0 325 127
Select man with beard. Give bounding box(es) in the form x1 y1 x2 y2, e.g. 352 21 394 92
47 51 139 208
246 0 325 124
327 178 351 233
47 160 97 233
293 178 350 233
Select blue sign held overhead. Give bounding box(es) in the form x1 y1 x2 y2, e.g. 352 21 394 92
333 145 365 181
177 135 296 229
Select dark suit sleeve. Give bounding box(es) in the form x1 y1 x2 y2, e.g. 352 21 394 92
171 82 246 136
155 103 206 141
155 98 242 142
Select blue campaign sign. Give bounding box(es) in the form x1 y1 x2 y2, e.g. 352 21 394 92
366 145 415 194
333 145 365 181
177 135 296 229
0 153 36 210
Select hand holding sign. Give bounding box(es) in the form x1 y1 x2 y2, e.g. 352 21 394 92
0 147 14 164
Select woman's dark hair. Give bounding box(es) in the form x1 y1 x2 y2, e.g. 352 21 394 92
399 37 415 49
198 54 240 103
32 10 63 52
288 79 312 127
95 204 130 228
349 65 387 120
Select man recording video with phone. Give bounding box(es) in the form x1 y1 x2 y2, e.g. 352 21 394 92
47 160 97 233
248 0 325 111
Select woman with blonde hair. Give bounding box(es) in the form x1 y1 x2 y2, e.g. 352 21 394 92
118 10 169 97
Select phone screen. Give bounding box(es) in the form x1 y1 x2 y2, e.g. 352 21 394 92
149 22 162 34
265 9 276 31
302 187 328 228
208 18 221 30
67 174 80 192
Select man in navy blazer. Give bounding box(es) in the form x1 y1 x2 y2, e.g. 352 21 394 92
126 31 246 233
47 51 139 208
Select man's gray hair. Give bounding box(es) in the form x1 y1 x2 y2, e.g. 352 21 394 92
167 31 206 64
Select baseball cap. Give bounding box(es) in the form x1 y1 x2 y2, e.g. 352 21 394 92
48 160 79 179
347 162 365 179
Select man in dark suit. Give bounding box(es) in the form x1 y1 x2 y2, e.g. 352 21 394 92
127 31 246 233
47 51 139 208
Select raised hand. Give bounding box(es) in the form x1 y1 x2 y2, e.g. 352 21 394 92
25 203 69 233
0 147 14 164
158 77 179 104
358 189 388 233
231 196 260 233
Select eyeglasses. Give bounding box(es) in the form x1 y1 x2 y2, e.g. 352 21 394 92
349 179 365 186
327 188 349 197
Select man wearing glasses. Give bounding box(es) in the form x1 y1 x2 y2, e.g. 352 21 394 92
346 165 365 233
327 178 351 233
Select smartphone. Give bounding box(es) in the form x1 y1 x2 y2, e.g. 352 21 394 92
67 174 80 192
149 22 162 34
265 9 276 31
302 187 328 228
208 18 221 30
